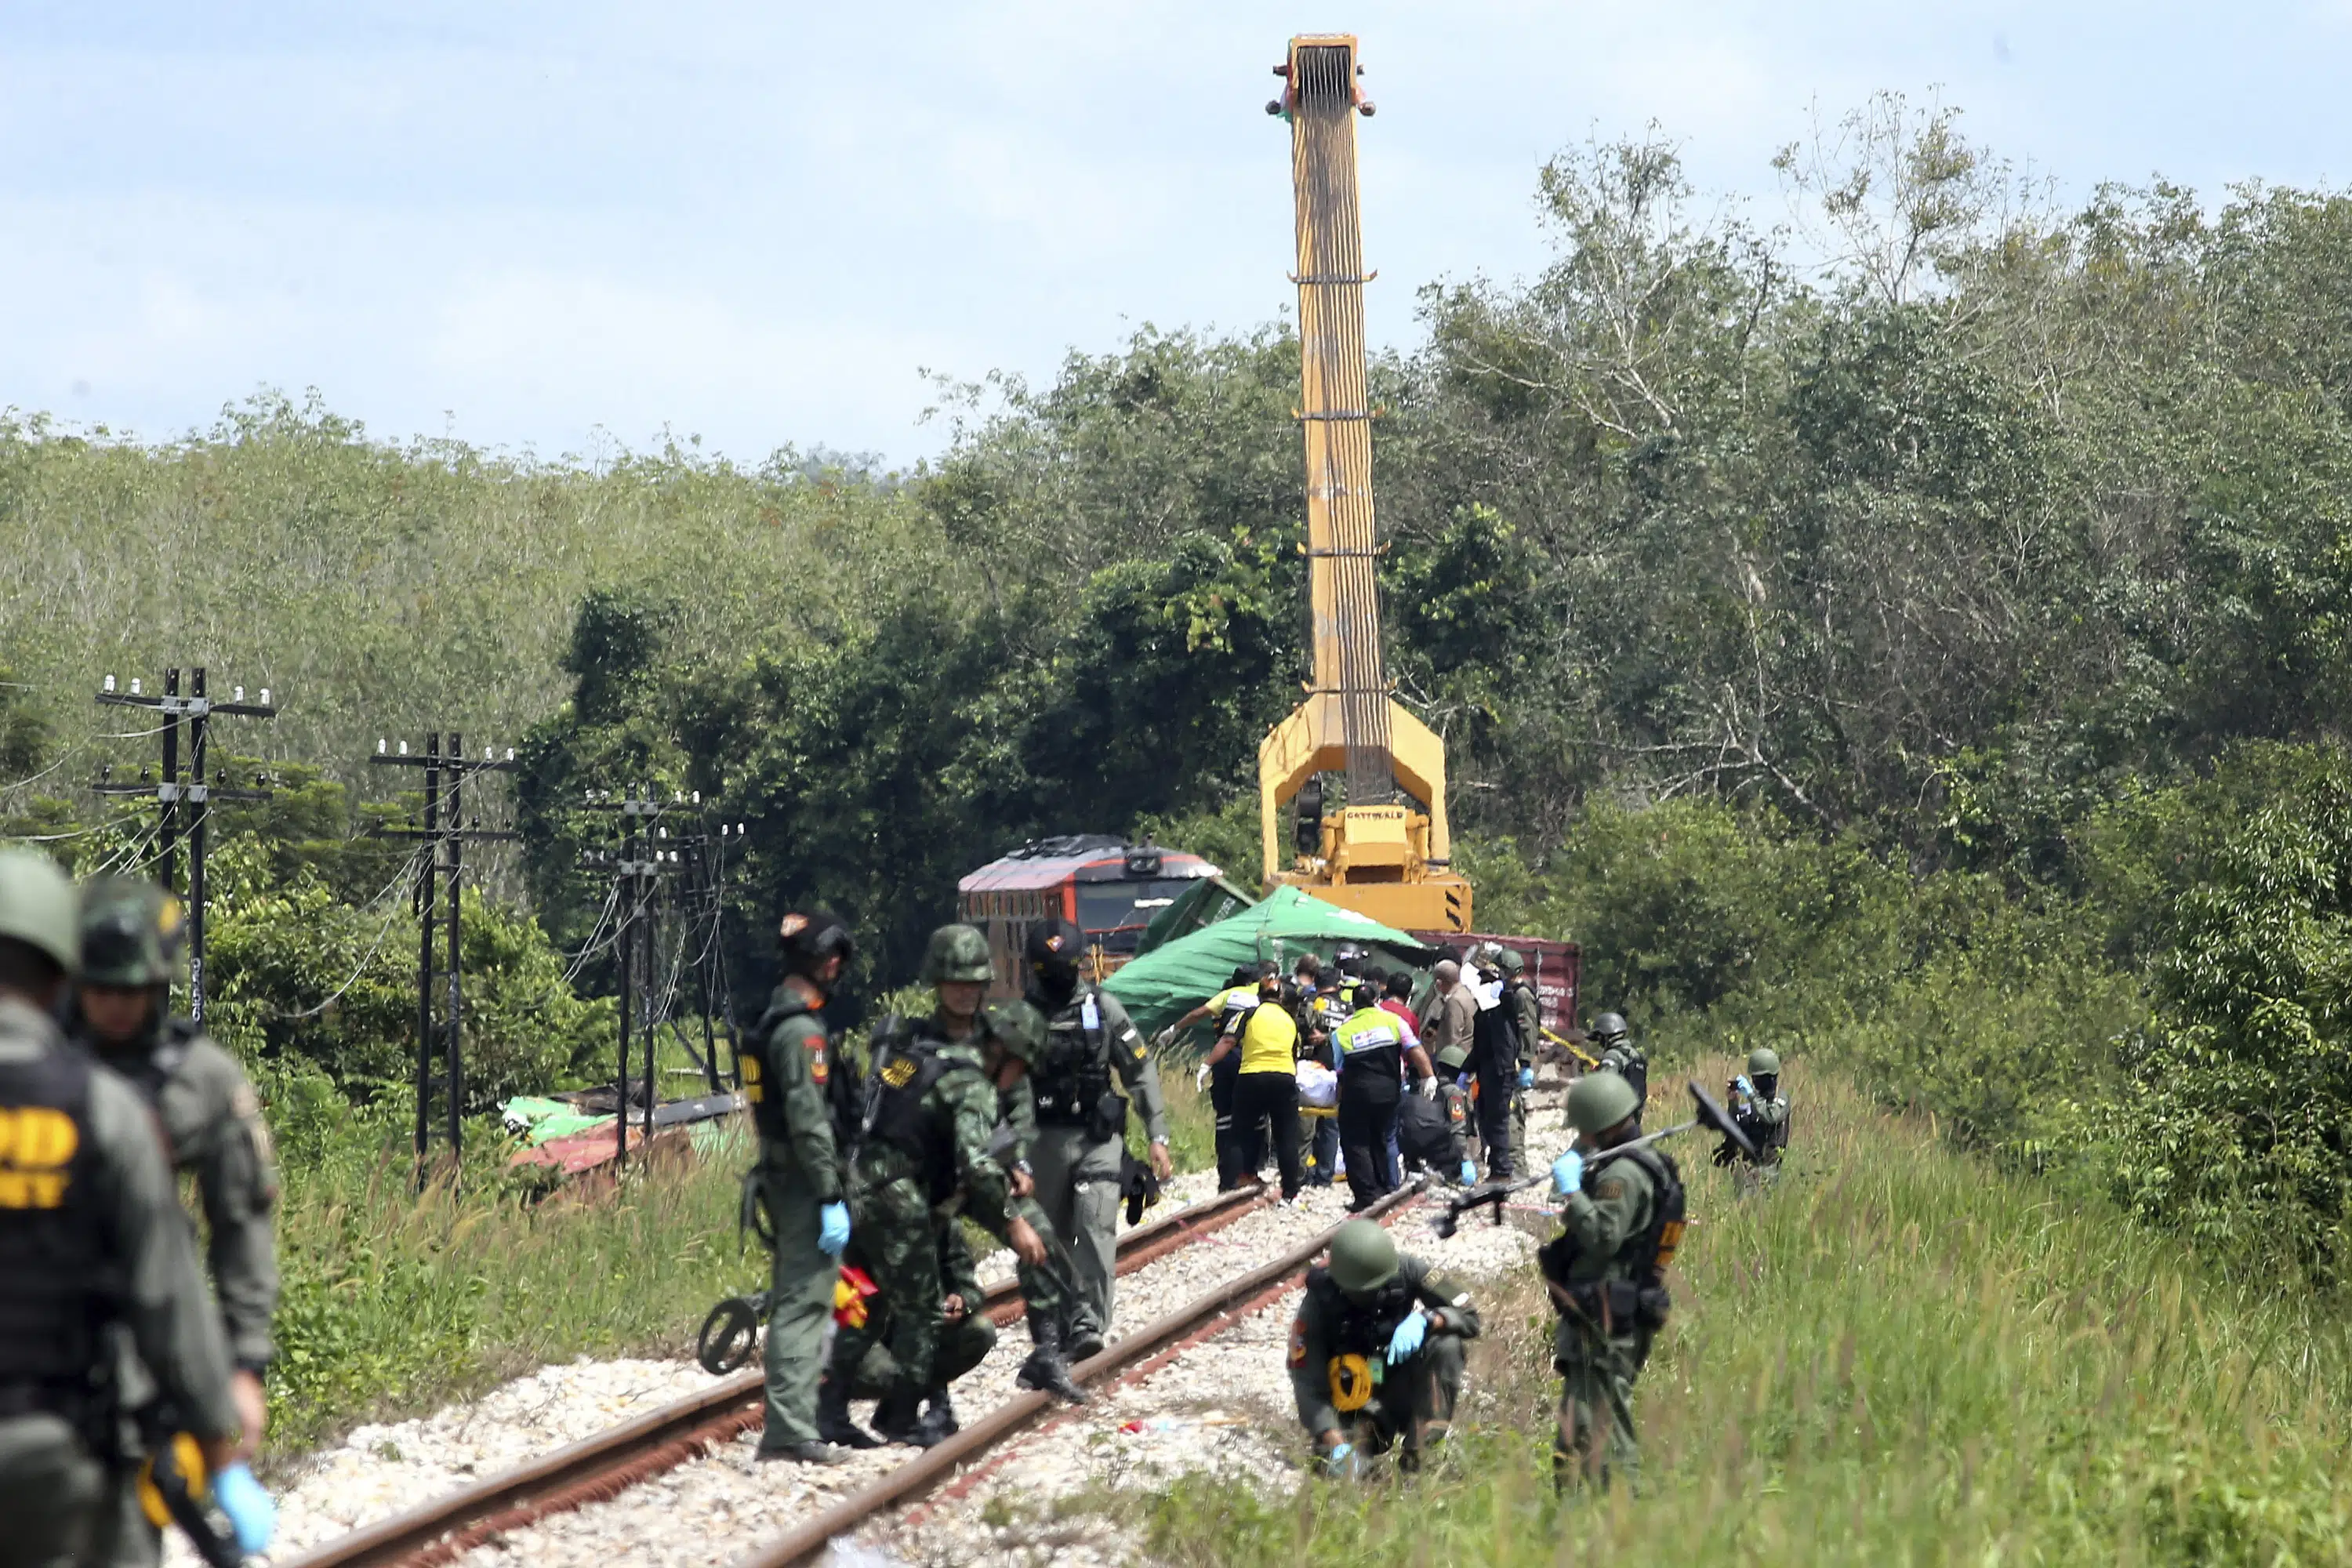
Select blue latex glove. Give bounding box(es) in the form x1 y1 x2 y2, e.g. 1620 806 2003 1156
1457 1158 1479 1186
1518 1065 1536 1091
817 1201 851 1258
1318 1441 1356 1477
1387 1308 1428 1364
1736 1074 1755 1098
1552 1149 1585 1196
212 1462 276 1555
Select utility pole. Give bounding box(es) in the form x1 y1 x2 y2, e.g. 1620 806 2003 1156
96 666 278 1023
372 732 518 1178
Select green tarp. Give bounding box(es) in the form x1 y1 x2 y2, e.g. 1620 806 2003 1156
1134 873 1260 956
1104 885 1432 1043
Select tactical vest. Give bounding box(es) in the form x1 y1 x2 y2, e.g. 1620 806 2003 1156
858 1034 969 1203
1540 1142 1686 1334
742 990 829 1148
0 1041 110 1393
1032 988 1116 1134
1303 1266 1417 1356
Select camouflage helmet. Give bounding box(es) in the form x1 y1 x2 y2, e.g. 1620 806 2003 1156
1566 1069 1641 1136
0 850 80 975
1326 1218 1399 1294
984 999 1047 1065
1588 1011 1629 1046
1497 947 1526 975
79 877 186 989
920 923 996 985
1746 1046 1781 1077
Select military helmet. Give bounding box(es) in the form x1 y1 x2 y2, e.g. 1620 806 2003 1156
1588 1011 1629 1045
1747 1046 1781 1077
921 923 996 985
1327 1218 1399 1294
1497 947 1526 975
1567 1069 1641 1135
80 877 186 989
1331 941 1366 974
1023 917 1084 975
984 999 1047 1065
0 850 80 975
776 905 854 976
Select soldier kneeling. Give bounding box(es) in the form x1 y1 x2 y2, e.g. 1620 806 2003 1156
1289 1218 1479 1476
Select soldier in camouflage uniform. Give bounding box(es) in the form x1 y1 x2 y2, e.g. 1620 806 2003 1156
740 906 856 1464
1018 918 1171 1334
843 1222 996 1433
824 925 1081 1450
1541 1071 1683 1494
1719 1046 1791 1192
71 877 282 1559
0 852 245 1567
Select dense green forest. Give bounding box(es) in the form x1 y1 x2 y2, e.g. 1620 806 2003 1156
11 96 2352 1286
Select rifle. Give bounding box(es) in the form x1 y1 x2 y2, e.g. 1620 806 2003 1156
1427 1081 1754 1240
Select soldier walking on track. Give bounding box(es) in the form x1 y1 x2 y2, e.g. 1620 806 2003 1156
742 906 857 1465
71 877 285 1555
1499 948 1541 1156
1019 919 1172 1334
0 851 247 1566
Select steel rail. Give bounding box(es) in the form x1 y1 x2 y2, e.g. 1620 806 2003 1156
274 1183 1271 1568
731 1178 1428 1568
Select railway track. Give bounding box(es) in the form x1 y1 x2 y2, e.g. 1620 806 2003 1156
274 1180 1357 1568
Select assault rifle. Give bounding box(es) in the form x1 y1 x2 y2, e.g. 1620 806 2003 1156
1428 1081 1754 1239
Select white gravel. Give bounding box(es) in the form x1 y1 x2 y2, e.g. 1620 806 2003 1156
858 1094 1581 1568
222 1089 1578 1568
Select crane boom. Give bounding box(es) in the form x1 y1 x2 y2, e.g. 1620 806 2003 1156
1258 33 1472 935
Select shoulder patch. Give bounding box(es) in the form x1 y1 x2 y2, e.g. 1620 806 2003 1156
1595 1178 1628 1200
804 1035 829 1083
1287 1317 1308 1367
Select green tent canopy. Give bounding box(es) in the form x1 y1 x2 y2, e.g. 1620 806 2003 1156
1105 885 1432 1043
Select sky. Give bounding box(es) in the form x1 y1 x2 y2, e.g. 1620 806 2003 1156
4 2 2350 468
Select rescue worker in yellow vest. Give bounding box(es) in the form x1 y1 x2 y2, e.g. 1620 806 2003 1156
0 851 249 1567
72 878 283 1561
1159 965 1265 1191
1331 996 1433 1212
1541 1071 1685 1494
1202 971 1304 1203
742 907 856 1464
1289 1218 1479 1476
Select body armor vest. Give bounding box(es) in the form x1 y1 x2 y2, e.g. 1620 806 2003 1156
1304 1266 1416 1355
1538 1142 1686 1332
744 990 826 1147
0 1042 109 1392
859 1033 970 1203
1032 989 1115 1132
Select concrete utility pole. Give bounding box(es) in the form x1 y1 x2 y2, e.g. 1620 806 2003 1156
96 666 278 1024
372 732 519 1179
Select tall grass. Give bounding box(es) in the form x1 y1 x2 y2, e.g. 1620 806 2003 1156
1131 1069 2352 1565
265 1106 756 1461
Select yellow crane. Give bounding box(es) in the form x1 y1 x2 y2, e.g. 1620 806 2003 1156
1257 34 1472 935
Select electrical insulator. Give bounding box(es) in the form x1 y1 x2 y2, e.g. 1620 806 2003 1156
234 686 245 702
103 674 116 693
129 678 143 695
259 688 270 705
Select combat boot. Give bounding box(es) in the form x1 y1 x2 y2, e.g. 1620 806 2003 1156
1065 1307 1105 1363
870 1381 946 1448
912 1385 958 1443
815 1374 881 1450
1016 1311 1089 1405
